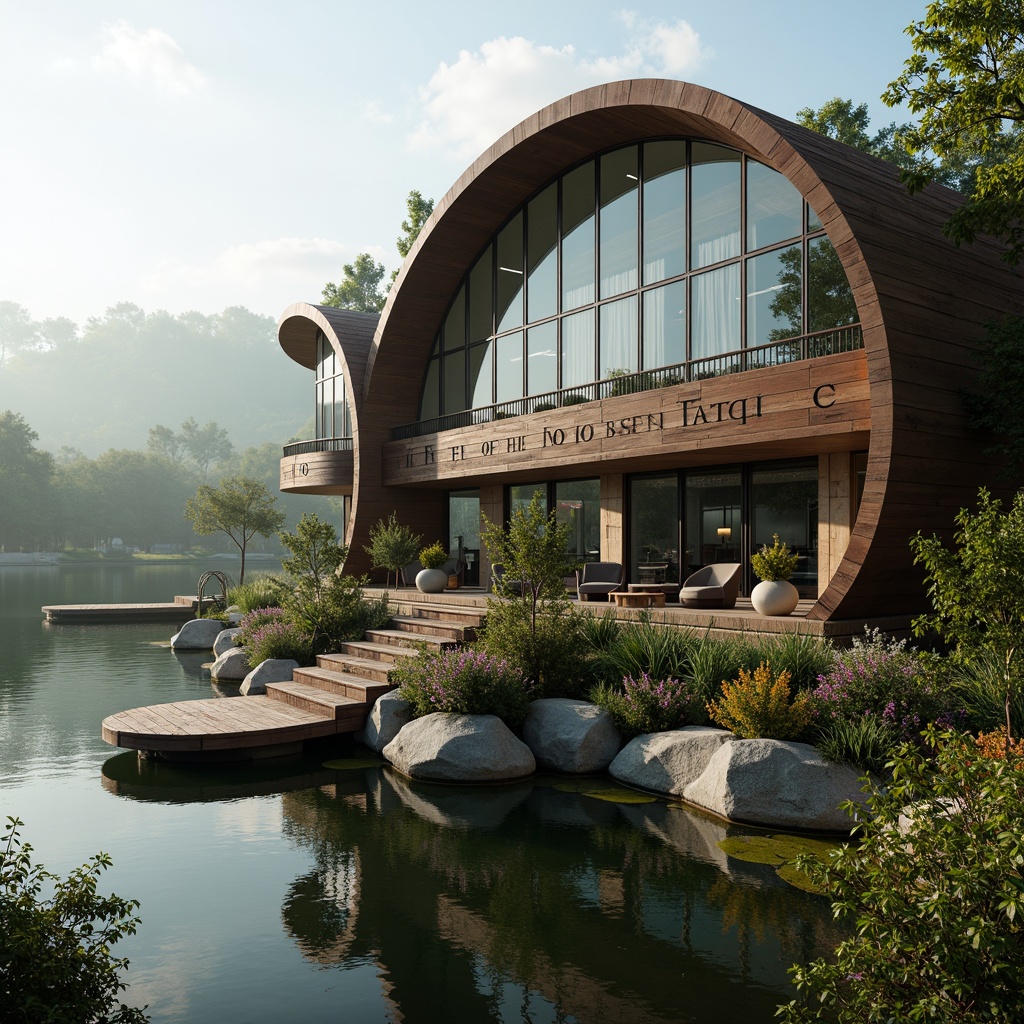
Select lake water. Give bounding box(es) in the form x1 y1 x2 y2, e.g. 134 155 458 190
0 563 840 1023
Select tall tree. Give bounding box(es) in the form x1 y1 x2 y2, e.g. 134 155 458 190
184 476 285 584
883 0 1024 263
178 417 234 475
321 253 387 313
396 190 435 260
0 302 38 366
0 411 56 550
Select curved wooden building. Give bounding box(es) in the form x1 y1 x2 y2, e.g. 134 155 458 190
279 80 1023 626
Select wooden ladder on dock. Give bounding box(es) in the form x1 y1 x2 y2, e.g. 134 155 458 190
101 602 484 759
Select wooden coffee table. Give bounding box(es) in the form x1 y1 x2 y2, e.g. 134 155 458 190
613 589 664 608
626 584 671 607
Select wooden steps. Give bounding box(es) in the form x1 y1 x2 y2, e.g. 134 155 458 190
100 595 485 760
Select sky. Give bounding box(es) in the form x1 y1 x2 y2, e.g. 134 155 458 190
1 0 930 327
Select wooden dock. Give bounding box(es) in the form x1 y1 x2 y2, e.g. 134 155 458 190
44 595 207 623
101 599 483 760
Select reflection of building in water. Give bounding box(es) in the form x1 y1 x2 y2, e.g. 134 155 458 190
279 772 843 1022
277 79 1021 625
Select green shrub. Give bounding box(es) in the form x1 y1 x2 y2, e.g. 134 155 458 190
751 533 799 581
227 573 289 614
394 647 531 729
417 541 448 570
476 602 592 698
1 817 149 1023
707 662 812 739
364 512 421 587
949 648 1024 738
592 615 695 689
579 609 621 654
684 632 749 710
815 715 902 776
781 729 1024 1023
236 606 288 645
590 673 699 737
749 632 834 690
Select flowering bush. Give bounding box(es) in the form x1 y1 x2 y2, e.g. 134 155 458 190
394 647 531 729
236 606 288 645
243 618 313 666
974 730 1024 765
590 673 698 738
808 629 957 742
707 662 812 740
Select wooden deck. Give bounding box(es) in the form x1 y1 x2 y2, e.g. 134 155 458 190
100 599 480 760
44 596 206 623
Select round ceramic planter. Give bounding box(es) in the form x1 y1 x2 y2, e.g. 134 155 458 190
751 579 799 616
415 567 449 593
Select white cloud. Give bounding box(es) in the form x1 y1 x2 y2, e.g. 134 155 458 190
92 21 206 95
409 18 711 162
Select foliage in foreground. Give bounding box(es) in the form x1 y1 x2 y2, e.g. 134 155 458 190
780 730 1024 1023
1 817 148 1023
393 647 531 730
364 512 421 588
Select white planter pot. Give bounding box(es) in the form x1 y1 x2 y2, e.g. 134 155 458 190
415 568 449 593
751 579 799 616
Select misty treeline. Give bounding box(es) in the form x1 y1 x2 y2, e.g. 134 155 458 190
0 408 340 553
0 301 313 456
0 300 341 552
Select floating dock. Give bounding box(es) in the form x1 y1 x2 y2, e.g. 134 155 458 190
44 596 211 623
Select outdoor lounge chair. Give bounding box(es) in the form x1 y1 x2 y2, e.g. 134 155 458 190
679 563 741 609
576 561 623 601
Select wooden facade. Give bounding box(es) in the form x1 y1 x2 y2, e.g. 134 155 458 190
279 79 1023 624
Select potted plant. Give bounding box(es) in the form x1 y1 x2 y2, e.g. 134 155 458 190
415 541 449 593
750 534 800 616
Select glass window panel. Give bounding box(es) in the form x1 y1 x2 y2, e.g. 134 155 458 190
562 162 596 310
496 212 524 334
630 474 679 583
643 280 686 370
746 160 803 251
807 202 822 232
334 375 348 437
468 248 493 344
510 483 545 520
448 488 481 585
527 321 557 396
316 379 329 439
691 264 740 361
684 468 741 574
442 285 466 351
555 478 601 563
468 340 492 408
643 141 686 284
807 235 857 332
419 358 439 420
691 143 741 269
599 147 638 298
527 184 557 323
600 295 638 377
443 349 466 413
747 245 801 347
751 460 818 596
561 309 595 389
495 331 524 403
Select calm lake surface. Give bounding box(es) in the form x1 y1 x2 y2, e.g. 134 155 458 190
0 563 840 1023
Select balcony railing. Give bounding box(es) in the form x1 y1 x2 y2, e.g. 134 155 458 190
282 437 354 457
388 324 862 441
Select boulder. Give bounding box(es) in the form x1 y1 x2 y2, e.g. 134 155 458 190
240 658 299 696
213 628 243 657
383 713 535 782
170 618 226 650
357 689 413 753
609 726 734 796
523 698 622 773
209 646 251 681
683 739 867 832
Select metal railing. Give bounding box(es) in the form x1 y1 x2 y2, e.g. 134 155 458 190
282 437 354 457
386 323 862 441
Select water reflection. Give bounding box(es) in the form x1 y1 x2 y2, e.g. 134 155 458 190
275 768 842 1023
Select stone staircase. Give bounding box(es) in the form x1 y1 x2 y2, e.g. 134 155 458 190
259 600 485 734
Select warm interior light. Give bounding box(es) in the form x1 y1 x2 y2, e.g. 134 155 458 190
717 527 731 539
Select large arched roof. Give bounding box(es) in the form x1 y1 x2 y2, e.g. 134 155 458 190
348 79 1021 618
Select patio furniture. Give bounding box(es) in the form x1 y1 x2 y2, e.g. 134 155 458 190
679 563 741 609
576 562 624 601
